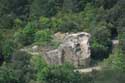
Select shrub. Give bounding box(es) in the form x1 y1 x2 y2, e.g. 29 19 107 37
94 69 125 83
14 22 36 46
36 62 83 83
91 23 112 60
34 29 52 45
50 17 63 32
30 0 57 18
0 51 35 83
2 39 15 61
13 18 23 28
31 54 48 82
51 13 82 32
103 49 125 72
39 16 51 29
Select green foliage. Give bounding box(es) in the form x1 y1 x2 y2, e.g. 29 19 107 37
50 13 83 32
47 3 96 32
93 69 125 83
0 0 29 29
0 63 18 83
35 62 84 83
93 49 125 83
2 39 15 61
51 13 78 32
34 29 52 45
30 0 57 18
13 18 23 28
0 51 35 83
63 0 92 12
0 33 15 61
0 0 14 29
34 60 94 83
95 0 117 9
50 17 63 32
34 55 48 82
101 48 125 72
39 16 51 29
111 51 125 71
91 22 112 60
80 3 96 32
14 22 36 46
0 0 124 83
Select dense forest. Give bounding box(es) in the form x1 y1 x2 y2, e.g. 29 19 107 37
0 0 125 83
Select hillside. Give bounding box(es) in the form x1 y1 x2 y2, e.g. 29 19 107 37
0 0 125 83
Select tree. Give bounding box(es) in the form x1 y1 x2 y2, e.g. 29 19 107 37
30 0 57 18
2 39 15 61
14 22 36 46
0 0 30 29
36 62 83 83
91 21 112 60
95 0 117 9
33 55 48 82
63 0 92 12
0 63 18 83
0 51 35 83
34 29 52 45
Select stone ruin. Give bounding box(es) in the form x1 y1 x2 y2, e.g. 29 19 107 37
43 32 91 67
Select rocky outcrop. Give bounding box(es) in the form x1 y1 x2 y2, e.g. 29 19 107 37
44 32 91 67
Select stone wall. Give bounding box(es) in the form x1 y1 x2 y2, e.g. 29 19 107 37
44 32 91 67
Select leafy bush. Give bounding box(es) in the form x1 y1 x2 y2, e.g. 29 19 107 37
39 16 51 29
0 51 35 83
0 33 15 61
45 64 82 83
91 23 112 60
13 18 23 28
35 62 84 83
14 22 36 46
34 29 52 45
103 49 125 72
2 39 15 61
93 69 125 83
50 17 63 32
50 13 83 32
30 0 57 17
94 49 125 83
33 55 48 82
